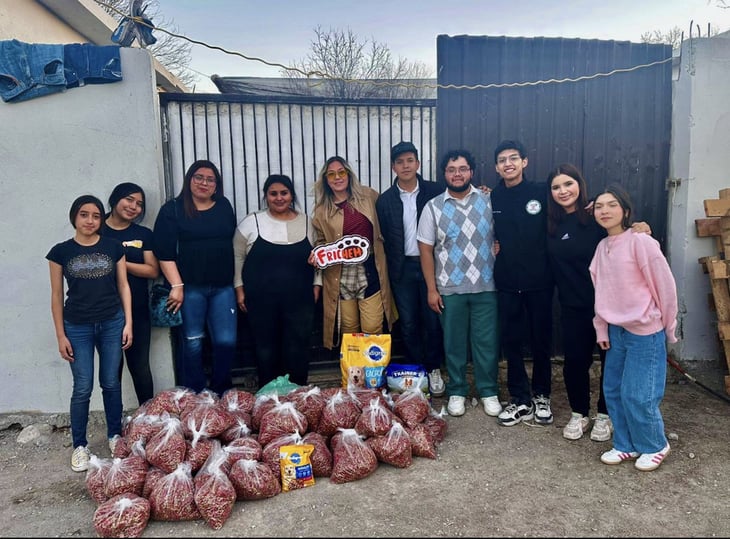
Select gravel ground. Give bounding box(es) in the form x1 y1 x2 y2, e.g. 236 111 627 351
1 359 729 538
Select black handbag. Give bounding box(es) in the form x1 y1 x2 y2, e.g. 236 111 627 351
149 282 182 327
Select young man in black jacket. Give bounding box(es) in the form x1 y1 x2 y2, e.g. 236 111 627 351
490 139 555 426
376 141 446 396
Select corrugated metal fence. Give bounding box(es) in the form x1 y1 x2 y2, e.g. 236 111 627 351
436 35 673 245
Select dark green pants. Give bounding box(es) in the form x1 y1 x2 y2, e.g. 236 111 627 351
441 291 499 398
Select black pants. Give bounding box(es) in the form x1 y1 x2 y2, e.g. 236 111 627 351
246 295 315 388
498 287 553 405
120 304 153 405
561 307 607 417
390 258 444 371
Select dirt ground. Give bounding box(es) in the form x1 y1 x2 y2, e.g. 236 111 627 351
1 358 729 538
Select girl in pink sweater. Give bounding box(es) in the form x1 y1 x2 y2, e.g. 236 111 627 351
589 184 678 472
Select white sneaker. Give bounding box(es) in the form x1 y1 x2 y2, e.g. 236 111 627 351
71 445 90 472
590 413 614 442
563 412 590 440
600 447 639 465
428 368 446 397
447 395 466 417
635 444 671 472
481 396 502 416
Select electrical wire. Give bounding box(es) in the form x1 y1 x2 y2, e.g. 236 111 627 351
94 0 673 92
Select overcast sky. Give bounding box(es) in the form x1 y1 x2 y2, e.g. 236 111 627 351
156 0 730 92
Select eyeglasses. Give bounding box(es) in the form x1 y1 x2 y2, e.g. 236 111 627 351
445 166 471 175
192 174 217 185
496 154 523 165
325 169 348 180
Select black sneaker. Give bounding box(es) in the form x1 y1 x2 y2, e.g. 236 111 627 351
497 401 535 426
533 395 554 425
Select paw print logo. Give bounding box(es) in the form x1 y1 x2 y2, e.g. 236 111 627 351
313 234 371 268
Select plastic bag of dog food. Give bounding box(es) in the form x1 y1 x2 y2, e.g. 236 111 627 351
279 443 315 492
339 333 391 389
93 493 150 538
330 428 378 484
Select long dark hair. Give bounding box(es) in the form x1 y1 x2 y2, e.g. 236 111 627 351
108 182 146 222
546 163 590 237
179 159 223 218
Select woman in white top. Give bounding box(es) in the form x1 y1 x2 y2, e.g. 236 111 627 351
233 174 319 387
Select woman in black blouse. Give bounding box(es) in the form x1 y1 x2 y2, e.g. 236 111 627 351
152 160 237 395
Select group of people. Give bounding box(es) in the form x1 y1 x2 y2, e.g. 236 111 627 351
47 141 678 474
410 140 676 473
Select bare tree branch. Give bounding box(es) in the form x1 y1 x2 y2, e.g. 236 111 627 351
282 26 433 99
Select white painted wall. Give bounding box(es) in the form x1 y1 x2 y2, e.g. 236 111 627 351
668 35 730 361
0 48 175 414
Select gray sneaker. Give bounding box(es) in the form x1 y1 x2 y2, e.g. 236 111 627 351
590 414 614 442
428 368 446 397
563 412 590 440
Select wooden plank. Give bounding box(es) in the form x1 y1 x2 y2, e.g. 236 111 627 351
709 277 730 322
723 340 730 378
719 322 730 340
704 199 730 217
708 260 730 279
698 255 719 273
695 218 721 237
721 217 730 258
721 188 730 199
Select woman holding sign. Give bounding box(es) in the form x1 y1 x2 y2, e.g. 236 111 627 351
234 174 318 387
311 156 396 349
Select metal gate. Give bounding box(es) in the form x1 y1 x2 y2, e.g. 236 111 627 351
158 93 437 383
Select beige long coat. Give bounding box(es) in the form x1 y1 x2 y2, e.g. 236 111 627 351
312 187 396 349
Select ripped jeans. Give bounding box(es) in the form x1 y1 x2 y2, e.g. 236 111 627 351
179 284 237 395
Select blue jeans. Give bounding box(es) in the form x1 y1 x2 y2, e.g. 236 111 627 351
64 310 125 448
63 43 122 88
179 284 237 395
441 291 499 399
0 40 65 103
604 325 668 454
391 258 444 371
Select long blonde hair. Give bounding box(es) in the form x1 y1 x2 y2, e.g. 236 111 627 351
314 156 369 214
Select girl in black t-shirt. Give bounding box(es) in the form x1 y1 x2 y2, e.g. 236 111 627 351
46 195 132 472
102 183 159 406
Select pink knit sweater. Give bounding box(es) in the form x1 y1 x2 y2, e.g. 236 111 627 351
589 229 678 344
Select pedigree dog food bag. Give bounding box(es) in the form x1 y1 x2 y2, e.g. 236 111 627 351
339 333 392 389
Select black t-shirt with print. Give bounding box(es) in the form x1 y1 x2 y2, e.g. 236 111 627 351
46 236 124 324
